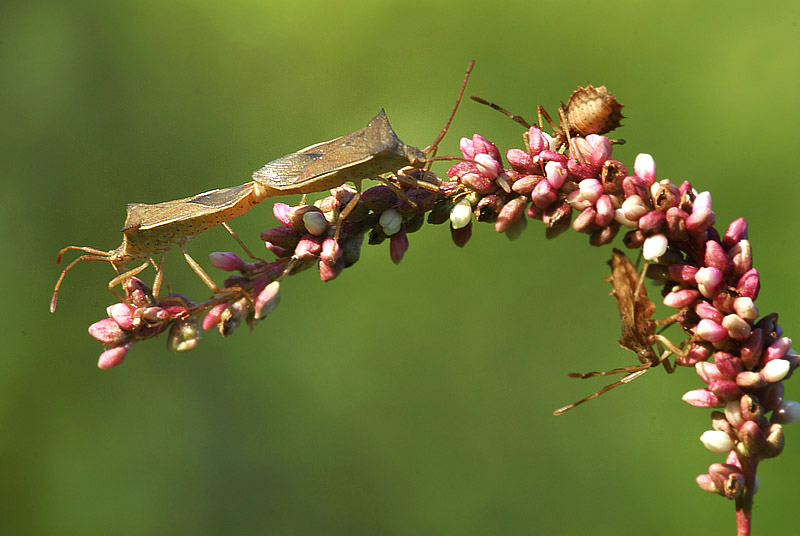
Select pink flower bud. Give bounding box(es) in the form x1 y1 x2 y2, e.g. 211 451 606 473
735 371 766 390
715 352 743 378
763 337 792 365
696 474 719 495
736 268 760 300
696 319 728 343
545 161 568 189
723 217 748 249
294 236 323 258
682 388 725 408
495 197 527 233
762 359 790 382
773 400 800 424
622 175 649 199
89 318 128 346
265 241 292 258
97 344 131 369
704 241 731 274
594 195 614 227
538 150 567 164
106 303 134 331
474 153 500 179
272 203 292 226
572 207 597 233
506 148 536 173
739 329 764 370
589 222 620 246
511 174 542 196
633 153 656 185
676 343 712 366
578 179 603 206
450 220 472 247
695 267 723 298
390 228 409 264
695 301 723 323
620 195 648 222
722 314 751 340
733 297 758 322
446 161 476 179
254 281 281 319
686 208 715 233
459 137 476 159
668 263 699 284
642 234 668 261
209 251 246 272
359 185 397 211
700 430 734 453
379 208 403 236
728 239 752 278
528 126 550 154
461 173 497 194
586 135 612 169
708 380 740 399
320 238 342 265
532 180 557 209
638 210 665 233
260 226 300 248
696 362 726 384
471 134 501 161
318 258 344 281
665 207 689 241
663 289 700 308
567 160 597 181
202 303 229 331
738 420 766 457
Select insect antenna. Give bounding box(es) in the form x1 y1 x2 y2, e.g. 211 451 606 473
469 96 533 129
423 60 475 158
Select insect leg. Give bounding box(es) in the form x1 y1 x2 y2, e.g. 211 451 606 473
553 368 650 415
107 261 150 304
50 253 113 313
333 180 363 243
179 243 219 292
151 254 168 297
221 222 264 262
537 105 559 133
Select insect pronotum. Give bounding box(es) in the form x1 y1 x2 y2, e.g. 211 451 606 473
553 249 685 415
51 182 268 312
251 60 476 239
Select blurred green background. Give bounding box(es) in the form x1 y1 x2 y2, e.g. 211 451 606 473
3 0 799 534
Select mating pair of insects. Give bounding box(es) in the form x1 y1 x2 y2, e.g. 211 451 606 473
50 62 476 313
52 61 619 312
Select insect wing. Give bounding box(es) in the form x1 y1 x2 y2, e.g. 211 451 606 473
123 183 255 231
608 249 656 353
251 110 410 190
